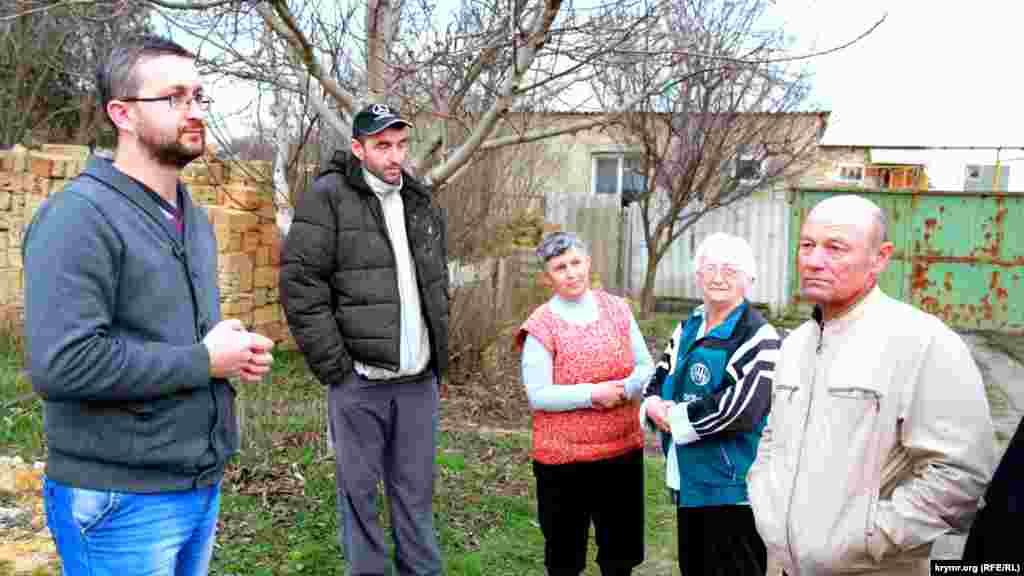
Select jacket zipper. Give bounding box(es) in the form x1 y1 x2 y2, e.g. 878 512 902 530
719 445 735 480
865 389 882 545
785 325 823 567
179 243 222 472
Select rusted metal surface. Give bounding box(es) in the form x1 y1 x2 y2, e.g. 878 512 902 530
790 189 1024 332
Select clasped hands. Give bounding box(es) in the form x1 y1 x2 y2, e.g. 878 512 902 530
203 319 275 382
590 381 632 410
645 397 676 433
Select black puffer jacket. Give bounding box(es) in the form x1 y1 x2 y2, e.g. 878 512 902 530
280 151 449 386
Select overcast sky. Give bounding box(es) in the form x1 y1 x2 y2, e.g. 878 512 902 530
769 0 1024 150
198 0 1024 159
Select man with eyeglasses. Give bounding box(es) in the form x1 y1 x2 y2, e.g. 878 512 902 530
23 34 273 575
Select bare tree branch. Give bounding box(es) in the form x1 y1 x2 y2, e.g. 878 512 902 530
424 0 565 185
254 0 356 115
142 0 238 10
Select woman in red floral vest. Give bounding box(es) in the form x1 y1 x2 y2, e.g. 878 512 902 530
515 232 654 576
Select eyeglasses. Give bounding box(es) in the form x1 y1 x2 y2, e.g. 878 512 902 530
698 263 741 279
119 92 213 112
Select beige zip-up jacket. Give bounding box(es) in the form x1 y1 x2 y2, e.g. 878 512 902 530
748 287 995 575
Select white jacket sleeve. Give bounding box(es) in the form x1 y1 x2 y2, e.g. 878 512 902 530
874 325 996 554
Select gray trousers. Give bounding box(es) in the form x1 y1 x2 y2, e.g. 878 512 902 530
328 370 442 576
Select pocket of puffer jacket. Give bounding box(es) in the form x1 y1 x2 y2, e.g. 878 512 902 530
70 486 119 533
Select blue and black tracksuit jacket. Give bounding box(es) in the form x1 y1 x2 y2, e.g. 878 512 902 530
644 301 781 507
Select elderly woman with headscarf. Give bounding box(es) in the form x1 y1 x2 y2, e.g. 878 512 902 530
515 231 654 576
641 232 781 576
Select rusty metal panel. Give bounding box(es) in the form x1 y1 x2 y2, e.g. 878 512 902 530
789 188 1024 332
910 195 1022 330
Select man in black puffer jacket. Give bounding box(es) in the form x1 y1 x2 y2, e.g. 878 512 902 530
280 103 449 576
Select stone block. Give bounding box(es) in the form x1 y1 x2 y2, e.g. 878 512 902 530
253 246 270 267
252 304 280 326
218 252 253 293
253 266 277 289
23 198 44 223
242 231 261 252
256 204 276 219
225 232 242 253
253 288 268 308
48 178 68 197
190 185 217 206
0 269 18 305
28 153 74 179
207 206 261 233
40 144 89 160
27 174 48 196
220 185 266 211
265 284 279 303
256 321 287 342
10 146 29 173
268 234 282 266
261 224 279 245
7 218 24 249
7 250 20 269
228 209 261 231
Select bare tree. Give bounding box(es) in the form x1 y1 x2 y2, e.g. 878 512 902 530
0 0 150 147
593 0 828 315
137 0 671 192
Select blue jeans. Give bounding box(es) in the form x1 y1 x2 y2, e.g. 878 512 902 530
43 478 221 576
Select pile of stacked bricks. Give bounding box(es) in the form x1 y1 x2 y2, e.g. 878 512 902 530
0 143 295 349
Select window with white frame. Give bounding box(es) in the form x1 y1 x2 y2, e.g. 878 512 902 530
593 154 646 197
734 146 763 182
834 164 864 184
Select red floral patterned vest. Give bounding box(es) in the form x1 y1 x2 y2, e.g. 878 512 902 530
516 290 644 464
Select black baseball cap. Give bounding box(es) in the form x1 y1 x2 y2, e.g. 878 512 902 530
352 103 413 138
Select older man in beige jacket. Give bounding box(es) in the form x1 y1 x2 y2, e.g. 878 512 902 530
748 195 995 575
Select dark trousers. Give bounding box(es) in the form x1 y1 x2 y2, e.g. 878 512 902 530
532 448 645 576
328 370 442 576
677 504 765 576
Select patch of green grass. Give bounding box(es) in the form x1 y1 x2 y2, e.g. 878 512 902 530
213 451 342 576
0 338 681 575
214 424 679 575
0 335 44 461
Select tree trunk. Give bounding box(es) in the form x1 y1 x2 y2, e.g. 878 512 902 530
271 89 294 236
639 246 660 318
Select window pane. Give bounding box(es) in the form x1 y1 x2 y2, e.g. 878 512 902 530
594 157 618 194
737 159 761 181
623 157 646 195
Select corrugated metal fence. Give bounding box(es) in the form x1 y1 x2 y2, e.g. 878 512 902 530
546 193 792 314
